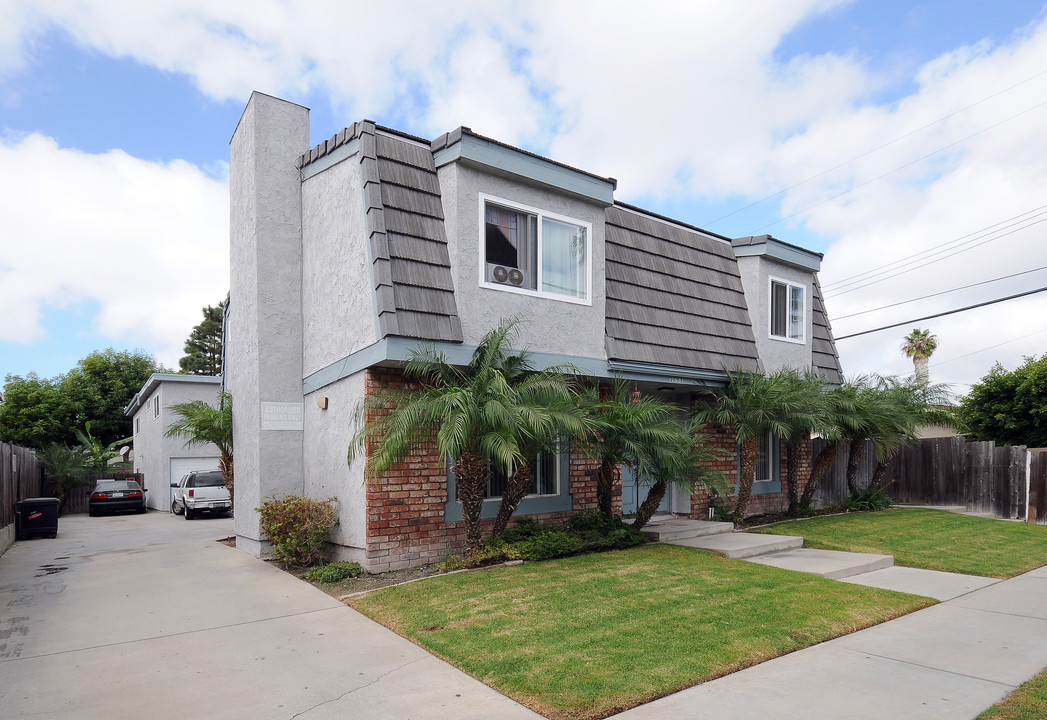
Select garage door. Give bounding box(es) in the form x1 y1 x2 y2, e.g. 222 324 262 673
165 457 222 512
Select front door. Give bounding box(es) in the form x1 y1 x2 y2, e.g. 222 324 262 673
620 462 671 515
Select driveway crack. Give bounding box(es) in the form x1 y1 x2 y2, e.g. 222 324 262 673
288 656 427 718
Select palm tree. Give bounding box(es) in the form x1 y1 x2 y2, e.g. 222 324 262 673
36 443 89 510
165 392 234 503
694 370 815 521
572 381 696 516
348 319 582 554
631 417 728 530
903 328 938 384
777 371 833 516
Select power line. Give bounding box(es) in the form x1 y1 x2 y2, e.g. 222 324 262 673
702 69 1047 229
824 215 1047 299
930 327 1047 368
829 265 1047 321
823 204 1047 291
749 98 1047 235
834 286 1047 340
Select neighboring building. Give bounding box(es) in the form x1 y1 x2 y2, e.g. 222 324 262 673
125 373 223 512
227 92 843 570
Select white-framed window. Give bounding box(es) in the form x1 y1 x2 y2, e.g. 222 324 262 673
479 193 591 304
153 395 160 419
135 417 140 435
769 277 805 342
485 451 560 499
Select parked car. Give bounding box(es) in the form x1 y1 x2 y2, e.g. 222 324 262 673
89 480 148 516
171 470 232 519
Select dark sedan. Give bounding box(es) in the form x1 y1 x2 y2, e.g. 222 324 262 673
89 480 147 516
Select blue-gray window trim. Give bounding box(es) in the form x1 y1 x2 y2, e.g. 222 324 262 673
737 433 781 496
443 452 572 521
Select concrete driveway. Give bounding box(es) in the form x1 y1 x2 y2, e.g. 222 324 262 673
0 512 539 720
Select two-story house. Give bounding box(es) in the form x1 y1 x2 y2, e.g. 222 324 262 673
227 92 842 571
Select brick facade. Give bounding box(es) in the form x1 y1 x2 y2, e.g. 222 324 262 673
362 367 603 572
362 369 816 571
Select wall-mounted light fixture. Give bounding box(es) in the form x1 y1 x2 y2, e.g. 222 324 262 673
317 396 329 410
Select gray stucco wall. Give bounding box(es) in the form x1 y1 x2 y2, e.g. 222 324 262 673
735 255 815 373
303 371 368 562
301 155 378 376
437 162 607 359
131 377 221 511
228 92 309 555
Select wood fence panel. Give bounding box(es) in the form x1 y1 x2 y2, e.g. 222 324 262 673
1029 451 1047 524
1 442 43 529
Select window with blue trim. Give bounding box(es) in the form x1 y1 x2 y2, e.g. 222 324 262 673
444 450 571 521
739 432 781 495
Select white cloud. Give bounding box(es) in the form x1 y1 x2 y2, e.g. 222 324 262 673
0 133 229 368
3 0 1047 391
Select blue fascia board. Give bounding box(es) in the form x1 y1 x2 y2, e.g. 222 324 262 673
733 240 821 272
433 134 615 207
124 373 221 416
302 339 729 393
300 138 360 180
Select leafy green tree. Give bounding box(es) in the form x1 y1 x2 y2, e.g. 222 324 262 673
179 303 224 376
62 349 163 447
349 320 583 554
0 373 76 448
164 392 235 503
74 421 132 474
903 328 938 383
958 355 1047 448
695 369 819 521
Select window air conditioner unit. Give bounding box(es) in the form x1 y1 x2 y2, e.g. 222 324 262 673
488 264 527 287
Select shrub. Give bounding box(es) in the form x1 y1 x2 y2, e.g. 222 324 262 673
303 561 363 583
846 486 894 512
256 495 339 567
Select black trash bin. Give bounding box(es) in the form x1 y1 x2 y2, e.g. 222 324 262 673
15 497 60 540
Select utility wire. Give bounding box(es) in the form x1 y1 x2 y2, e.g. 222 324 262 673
829 265 1047 321
930 327 1047 368
824 216 1047 299
823 204 1047 291
834 286 1047 340
702 68 1047 228
748 98 1047 235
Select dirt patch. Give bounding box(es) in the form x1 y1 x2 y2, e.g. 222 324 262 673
285 562 436 600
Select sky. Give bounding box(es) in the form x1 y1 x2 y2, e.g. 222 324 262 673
2 0 1046 400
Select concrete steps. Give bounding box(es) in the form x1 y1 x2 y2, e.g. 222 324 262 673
749 548 894 579
644 516 896 580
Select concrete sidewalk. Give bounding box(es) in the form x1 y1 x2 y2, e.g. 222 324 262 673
613 565 1047 719
0 512 540 720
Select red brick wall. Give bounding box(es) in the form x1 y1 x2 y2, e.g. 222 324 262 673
362 367 602 572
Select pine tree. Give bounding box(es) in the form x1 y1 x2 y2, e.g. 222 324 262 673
179 304 224 376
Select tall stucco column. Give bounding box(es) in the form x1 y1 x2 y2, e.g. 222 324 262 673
228 92 309 556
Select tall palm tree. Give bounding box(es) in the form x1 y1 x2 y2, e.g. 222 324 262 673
348 319 582 554
165 392 234 503
903 328 938 384
572 381 696 516
694 369 814 521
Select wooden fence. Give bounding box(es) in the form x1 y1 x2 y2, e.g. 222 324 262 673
0 442 43 529
812 436 1047 522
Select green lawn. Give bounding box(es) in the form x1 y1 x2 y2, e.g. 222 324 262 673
979 665 1047 719
749 508 1047 578
349 543 932 720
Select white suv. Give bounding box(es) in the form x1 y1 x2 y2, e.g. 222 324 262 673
171 470 232 519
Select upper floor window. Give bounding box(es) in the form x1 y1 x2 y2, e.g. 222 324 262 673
153 395 160 418
480 194 591 303
770 278 805 342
